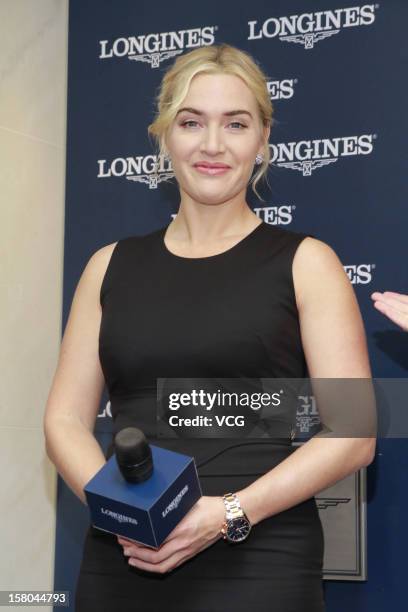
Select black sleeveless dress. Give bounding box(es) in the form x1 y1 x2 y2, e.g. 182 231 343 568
75 221 325 612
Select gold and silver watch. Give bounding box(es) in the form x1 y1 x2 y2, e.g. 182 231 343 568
220 492 252 543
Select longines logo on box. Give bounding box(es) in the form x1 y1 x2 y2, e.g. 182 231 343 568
253 205 294 225
101 507 138 525
162 485 189 518
248 4 378 49
99 26 217 68
269 134 376 176
97 155 174 189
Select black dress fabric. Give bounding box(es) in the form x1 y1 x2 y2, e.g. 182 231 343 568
75 221 325 612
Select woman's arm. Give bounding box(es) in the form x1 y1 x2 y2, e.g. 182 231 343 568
235 237 376 525
43 243 117 505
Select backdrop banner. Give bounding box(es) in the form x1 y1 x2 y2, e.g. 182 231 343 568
55 1 408 610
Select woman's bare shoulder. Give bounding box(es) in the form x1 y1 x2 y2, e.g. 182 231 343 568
81 241 119 289
292 237 351 310
294 236 341 269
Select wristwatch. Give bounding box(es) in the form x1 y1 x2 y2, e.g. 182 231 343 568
220 492 252 543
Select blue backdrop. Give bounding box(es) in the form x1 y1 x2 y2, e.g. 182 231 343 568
55 1 408 610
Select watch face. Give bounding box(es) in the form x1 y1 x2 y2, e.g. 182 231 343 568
226 518 251 543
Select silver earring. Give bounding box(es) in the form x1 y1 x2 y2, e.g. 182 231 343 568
255 154 264 165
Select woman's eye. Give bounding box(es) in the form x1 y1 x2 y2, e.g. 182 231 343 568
180 120 247 129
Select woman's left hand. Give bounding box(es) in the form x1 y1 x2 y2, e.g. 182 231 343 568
117 495 225 574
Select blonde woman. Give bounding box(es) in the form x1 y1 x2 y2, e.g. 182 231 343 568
44 44 375 611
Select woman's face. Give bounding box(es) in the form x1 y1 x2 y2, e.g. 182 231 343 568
165 72 269 206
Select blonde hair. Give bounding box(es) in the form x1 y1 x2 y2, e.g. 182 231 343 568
147 43 273 201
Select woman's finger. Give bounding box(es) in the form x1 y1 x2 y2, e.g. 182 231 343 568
383 291 408 305
128 538 211 573
371 291 408 306
128 547 189 574
123 536 189 564
373 296 408 316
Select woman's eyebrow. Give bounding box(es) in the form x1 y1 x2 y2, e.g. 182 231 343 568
176 107 253 118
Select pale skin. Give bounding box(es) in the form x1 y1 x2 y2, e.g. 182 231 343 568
371 291 408 331
44 72 376 575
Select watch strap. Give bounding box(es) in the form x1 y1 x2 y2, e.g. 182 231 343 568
222 492 244 520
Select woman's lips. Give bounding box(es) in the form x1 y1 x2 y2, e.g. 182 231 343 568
193 164 231 176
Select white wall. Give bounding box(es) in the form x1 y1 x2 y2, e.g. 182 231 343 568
0 0 68 605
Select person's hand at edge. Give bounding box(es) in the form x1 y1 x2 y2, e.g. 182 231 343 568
371 291 408 331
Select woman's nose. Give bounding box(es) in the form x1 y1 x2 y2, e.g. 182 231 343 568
200 125 225 155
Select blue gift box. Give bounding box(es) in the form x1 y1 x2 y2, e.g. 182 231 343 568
84 444 202 548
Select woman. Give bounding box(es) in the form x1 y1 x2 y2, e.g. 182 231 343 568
44 43 375 611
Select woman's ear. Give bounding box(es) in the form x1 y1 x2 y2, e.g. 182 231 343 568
263 122 271 145
257 123 270 157
162 129 171 157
